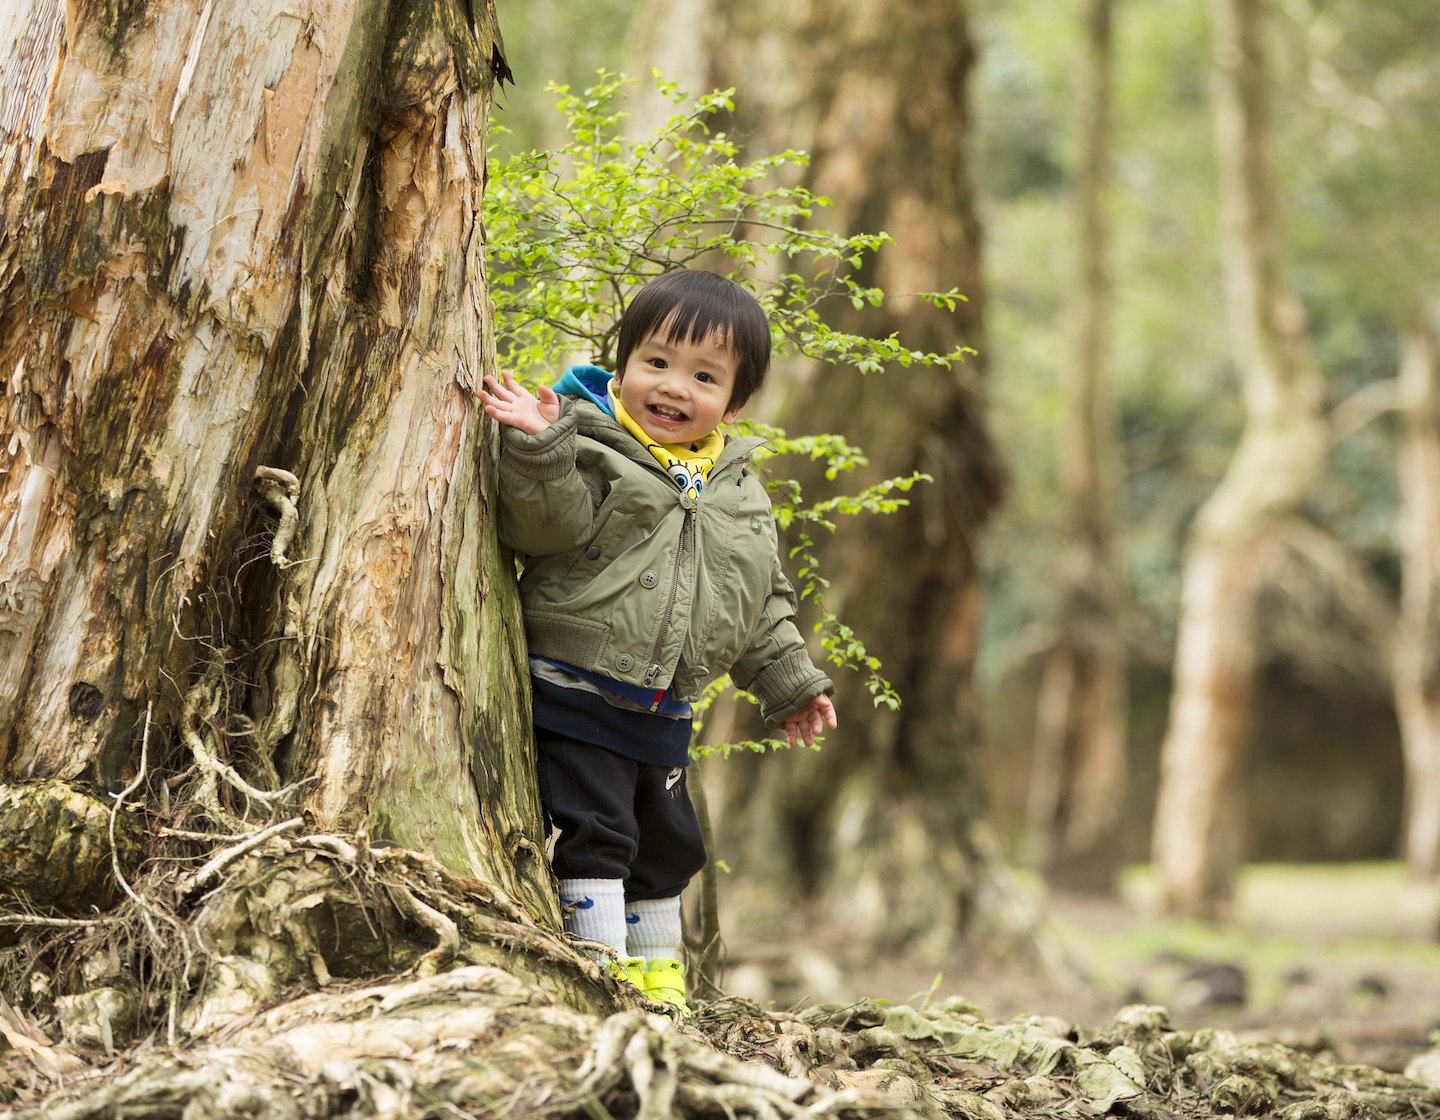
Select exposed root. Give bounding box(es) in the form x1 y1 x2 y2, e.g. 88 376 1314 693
0 915 120 930
385 883 459 976
178 817 305 899
252 466 301 568
8 829 1440 1119
179 657 308 827
8 895 1440 1119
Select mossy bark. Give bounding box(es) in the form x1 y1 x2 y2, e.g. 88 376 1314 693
0 780 142 921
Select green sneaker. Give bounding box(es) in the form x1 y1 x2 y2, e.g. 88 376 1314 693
642 957 691 1016
608 956 647 991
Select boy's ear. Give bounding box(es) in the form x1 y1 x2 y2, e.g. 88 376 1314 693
722 404 742 425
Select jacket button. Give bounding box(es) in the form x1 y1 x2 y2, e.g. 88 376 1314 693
585 545 601 560
616 654 634 672
640 570 658 588
750 516 763 533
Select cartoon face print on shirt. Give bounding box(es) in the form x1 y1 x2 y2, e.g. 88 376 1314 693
667 461 703 497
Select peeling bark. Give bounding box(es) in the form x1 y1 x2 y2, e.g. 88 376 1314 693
0 0 551 915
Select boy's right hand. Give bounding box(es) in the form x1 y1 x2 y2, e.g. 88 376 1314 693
477 371 561 435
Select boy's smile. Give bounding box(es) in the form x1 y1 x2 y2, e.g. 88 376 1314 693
616 326 741 447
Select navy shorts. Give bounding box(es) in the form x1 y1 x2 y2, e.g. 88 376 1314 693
534 730 707 900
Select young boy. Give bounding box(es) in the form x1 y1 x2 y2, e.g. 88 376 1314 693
478 270 837 1011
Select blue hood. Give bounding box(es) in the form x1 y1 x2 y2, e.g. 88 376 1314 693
552 364 615 416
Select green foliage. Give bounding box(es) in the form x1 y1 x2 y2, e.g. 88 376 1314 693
488 72 967 378
484 73 972 748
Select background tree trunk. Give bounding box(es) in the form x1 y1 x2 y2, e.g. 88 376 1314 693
1027 0 1130 893
0 0 554 921
1396 323 1440 878
634 0 1007 954
1151 0 1328 917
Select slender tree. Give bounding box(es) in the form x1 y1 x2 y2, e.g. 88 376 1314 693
1026 0 1130 890
1150 0 1328 916
1284 0 1440 882
1396 323 1440 877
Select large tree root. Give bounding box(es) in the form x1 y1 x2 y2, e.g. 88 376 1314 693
0 781 143 921
7 841 1440 1119
14 971 911 1119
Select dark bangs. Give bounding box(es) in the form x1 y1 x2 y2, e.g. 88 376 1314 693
615 270 771 408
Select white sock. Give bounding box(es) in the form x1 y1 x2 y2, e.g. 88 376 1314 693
558 878 627 958
625 895 683 962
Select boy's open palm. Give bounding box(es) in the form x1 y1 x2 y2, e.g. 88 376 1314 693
784 692 838 749
478 371 560 435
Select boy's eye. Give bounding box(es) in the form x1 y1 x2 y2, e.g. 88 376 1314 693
695 371 714 383
648 357 668 369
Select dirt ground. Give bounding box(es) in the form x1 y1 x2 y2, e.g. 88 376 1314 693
718 863 1440 1075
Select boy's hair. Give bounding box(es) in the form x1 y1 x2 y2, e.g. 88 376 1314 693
615 270 771 409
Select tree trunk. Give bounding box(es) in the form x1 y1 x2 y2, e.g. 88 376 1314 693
1151 0 1328 917
1396 324 1440 879
633 0 1007 954
0 0 554 921
1028 0 1130 892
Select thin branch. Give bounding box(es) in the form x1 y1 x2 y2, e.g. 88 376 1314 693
0 914 120 928
179 817 306 899
1330 377 1400 444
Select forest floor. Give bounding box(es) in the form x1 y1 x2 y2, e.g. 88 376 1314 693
720 862 1440 1075
12 854 1440 1118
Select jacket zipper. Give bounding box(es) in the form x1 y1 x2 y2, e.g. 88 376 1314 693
642 506 693 706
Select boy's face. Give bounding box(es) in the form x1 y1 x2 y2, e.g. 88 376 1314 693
616 323 741 446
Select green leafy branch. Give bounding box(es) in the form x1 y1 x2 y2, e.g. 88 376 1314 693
488 72 967 378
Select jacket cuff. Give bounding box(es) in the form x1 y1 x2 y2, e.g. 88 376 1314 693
501 406 577 480
746 649 834 727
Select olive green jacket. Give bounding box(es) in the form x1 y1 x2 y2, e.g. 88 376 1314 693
496 397 833 726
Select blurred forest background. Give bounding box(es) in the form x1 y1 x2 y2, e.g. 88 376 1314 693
493 0 1440 1038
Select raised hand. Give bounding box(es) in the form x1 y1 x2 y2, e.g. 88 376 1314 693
477 371 561 435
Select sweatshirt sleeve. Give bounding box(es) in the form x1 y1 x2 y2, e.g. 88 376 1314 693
494 403 596 556
729 549 834 726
